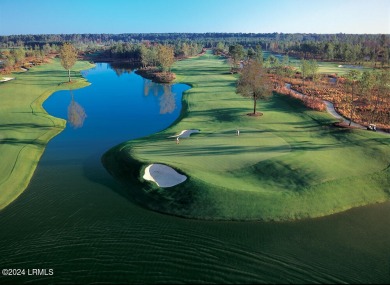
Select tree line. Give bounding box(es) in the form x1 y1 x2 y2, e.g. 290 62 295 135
1 33 388 65
107 41 202 63
283 38 389 66
0 44 59 71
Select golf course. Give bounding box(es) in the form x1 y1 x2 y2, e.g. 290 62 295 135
103 51 390 221
0 59 94 210
1 51 389 221
0 47 389 285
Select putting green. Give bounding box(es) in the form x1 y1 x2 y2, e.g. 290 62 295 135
133 129 290 190
103 51 390 221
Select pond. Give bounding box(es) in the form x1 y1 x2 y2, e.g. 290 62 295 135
43 62 188 157
0 63 389 284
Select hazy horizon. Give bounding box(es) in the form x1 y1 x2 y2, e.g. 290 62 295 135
1 32 389 36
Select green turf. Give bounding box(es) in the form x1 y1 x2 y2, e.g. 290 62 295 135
104 51 390 221
0 59 94 210
263 51 374 75
290 58 372 75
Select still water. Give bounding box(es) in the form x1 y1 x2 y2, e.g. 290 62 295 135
0 63 389 283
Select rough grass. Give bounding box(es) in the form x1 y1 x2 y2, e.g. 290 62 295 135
102 51 390 221
0 59 94 210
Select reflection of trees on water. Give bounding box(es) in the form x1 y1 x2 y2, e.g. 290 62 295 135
160 84 176 114
68 89 87 129
143 79 152 96
143 78 159 96
143 79 176 114
109 62 139 77
81 69 90 78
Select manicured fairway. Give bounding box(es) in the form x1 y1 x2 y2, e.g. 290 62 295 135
0 59 93 209
264 51 373 75
104 52 389 220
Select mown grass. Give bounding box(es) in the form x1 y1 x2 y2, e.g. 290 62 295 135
103 51 390 221
0 59 94 210
264 51 373 75
293 60 372 75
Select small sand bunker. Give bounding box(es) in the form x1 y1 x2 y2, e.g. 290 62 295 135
0 77 15 82
169 129 200 138
143 163 187 187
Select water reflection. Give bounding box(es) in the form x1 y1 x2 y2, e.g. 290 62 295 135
109 62 139 77
160 84 176 114
143 79 176 114
67 89 87 128
143 79 157 96
109 63 178 115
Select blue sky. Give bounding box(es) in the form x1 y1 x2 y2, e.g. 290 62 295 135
0 0 389 35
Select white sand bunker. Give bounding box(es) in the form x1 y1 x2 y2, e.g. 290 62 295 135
169 129 200 138
0 77 15 82
143 164 187 187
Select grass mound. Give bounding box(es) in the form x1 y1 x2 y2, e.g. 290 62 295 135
133 128 290 190
103 52 390 221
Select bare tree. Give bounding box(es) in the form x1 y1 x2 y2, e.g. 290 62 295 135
236 60 273 115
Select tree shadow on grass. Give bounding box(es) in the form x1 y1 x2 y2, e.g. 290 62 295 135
136 141 347 159
189 107 249 123
11 81 59 86
0 123 52 129
1 138 45 147
243 158 319 192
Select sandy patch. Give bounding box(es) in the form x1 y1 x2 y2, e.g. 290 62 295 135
143 163 187 187
0 77 15 82
169 129 200 138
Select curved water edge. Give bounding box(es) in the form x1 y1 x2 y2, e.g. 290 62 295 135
0 60 93 210
41 62 191 206
43 63 190 146
103 55 390 222
0 59 390 283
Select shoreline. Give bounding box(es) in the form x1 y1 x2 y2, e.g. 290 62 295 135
0 59 94 210
135 68 176 84
102 51 390 221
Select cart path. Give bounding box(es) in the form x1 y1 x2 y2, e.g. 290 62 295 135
285 84 389 136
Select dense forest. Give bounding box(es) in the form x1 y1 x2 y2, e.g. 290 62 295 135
1 33 389 64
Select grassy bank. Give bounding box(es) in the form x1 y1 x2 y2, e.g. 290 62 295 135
103 52 390 221
0 59 94 210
